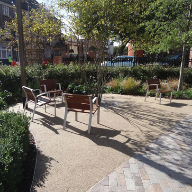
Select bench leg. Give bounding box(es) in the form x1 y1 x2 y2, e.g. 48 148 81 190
23 99 27 116
170 92 172 103
159 93 162 105
155 93 158 100
75 112 78 121
54 100 56 116
144 92 148 101
97 107 100 124
54 92 56 100
32 103 37 122
62 92 64 103
88 113 93 134
63 108 68 129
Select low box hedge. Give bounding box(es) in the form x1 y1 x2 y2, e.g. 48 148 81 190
0 111 30 192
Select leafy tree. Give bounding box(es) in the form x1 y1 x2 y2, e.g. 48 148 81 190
1 3 62 64
139 0 192 90
59 0 149 59
59 0 117 102
114 45 128 56
110 0 149 55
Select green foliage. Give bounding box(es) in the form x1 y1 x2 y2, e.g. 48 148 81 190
105 77 142 95
0 81 12 110
0 91 12 110
140 0 192 53
140 0 192 90
184 89 192 99
59 0 148 51
0 111 30 192
105 85 121 94
66 83 88 95
0 65 21 103
184 68 192 86
1 64 192 102
173 91 184 99
113 46 128 56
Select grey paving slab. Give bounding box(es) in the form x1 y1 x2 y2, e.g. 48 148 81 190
87 113 192 192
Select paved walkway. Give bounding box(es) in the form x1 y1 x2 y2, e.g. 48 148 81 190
87 114 192 192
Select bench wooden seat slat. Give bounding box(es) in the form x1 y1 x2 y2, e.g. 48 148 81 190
63 93 100 134
159 90 172 93
67 103 91 110
68 104 99 114
66 98 90 104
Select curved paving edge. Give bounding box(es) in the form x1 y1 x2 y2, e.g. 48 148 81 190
87 114 192 192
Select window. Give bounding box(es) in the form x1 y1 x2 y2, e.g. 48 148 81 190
0 47 12 59
2 50 6 58
2 5 9 17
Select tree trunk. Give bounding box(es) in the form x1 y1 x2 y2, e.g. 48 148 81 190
177 45 186 91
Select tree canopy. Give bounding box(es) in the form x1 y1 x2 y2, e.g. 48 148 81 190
139 0 192 90
139 0 192 53
58 0 148 54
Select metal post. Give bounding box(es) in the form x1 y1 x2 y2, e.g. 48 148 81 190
16 0 27 108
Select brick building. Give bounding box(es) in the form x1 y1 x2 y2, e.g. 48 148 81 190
0 0 39 65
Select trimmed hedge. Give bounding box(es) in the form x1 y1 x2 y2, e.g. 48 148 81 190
0 64 192 103
0 111 30 192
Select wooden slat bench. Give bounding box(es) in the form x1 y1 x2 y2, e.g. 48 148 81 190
22 86 56 121
63 93 100 134
39 79 63 102
144 79 173 104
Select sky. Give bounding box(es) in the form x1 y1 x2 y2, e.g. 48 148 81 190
36 0 46 4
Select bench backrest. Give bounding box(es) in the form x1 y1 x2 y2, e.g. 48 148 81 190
147 79 161 90
64 94 92 111
40 79 57 91
22 86 36 102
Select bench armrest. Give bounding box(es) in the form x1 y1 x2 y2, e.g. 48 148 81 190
36 92 51 98
92 97 98 106
33 89 40 92
56 83 62 90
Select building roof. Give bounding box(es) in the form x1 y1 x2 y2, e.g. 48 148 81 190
1 0 39 10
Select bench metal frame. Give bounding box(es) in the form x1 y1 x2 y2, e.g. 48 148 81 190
22 86 56 121
63 93 100 134
144 79 173 104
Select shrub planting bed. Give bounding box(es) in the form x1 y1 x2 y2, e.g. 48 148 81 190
0 64 192 103
0 111 31 192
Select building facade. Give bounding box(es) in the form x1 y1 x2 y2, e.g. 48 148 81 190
0 0 14 64
0 0 39 65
